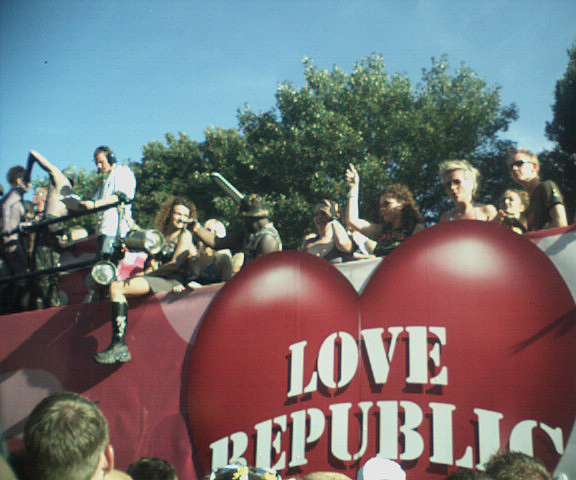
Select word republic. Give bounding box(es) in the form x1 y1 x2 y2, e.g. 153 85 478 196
209 327 564 472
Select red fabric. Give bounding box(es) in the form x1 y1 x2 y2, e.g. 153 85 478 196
1 223 575 479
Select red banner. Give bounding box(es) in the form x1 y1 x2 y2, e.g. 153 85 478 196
1 222 575 479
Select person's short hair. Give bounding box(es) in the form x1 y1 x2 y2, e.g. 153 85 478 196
93 145 117 165
484 451 551 480
509 148 540 168
7 166 26 186
24 392 109 480
438 159 481 197
447 469 494 480
127 457 178 480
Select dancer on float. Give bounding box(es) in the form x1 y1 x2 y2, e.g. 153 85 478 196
345 164 424 256
94 196 197 364
302 199 354 262
438 159 497 222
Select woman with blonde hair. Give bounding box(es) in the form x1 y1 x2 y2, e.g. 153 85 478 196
439 160 497 222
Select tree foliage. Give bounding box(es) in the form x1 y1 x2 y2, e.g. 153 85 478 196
546 43 576 155
135 54 518 248
544 43 576 219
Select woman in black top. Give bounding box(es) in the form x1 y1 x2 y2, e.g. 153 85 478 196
345 164 424 256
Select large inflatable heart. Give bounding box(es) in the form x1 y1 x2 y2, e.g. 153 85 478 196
186 222 575 478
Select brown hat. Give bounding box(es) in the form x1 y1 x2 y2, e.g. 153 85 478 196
240 194 269 218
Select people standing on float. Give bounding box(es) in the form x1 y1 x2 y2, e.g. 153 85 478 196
438 160 497 222
25 150 83 307
507 148 567 231
81 146 136 257
345 163 424 256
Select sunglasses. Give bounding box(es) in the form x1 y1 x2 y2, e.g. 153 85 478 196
510 160 533 169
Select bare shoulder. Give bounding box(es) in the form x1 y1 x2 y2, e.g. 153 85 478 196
479 203 497 221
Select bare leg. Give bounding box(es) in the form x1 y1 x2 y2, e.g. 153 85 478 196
110 277 151 303
95 277 152 365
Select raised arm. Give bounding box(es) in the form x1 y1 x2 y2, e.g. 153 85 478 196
345 163 380 238
29 150 69 188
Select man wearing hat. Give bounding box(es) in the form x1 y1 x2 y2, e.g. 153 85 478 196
192 194 282 268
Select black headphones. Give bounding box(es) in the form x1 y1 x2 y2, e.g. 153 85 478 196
94 146 117 165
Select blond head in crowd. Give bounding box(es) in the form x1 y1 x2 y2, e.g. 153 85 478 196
439 159 497 222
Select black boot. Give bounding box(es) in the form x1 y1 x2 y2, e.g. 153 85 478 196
94 302 132 364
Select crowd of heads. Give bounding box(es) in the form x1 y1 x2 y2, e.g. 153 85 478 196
4 390 562 480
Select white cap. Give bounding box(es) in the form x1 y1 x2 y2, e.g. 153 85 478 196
357 457 406 480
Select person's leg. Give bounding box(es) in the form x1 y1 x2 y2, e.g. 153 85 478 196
94 277 151 364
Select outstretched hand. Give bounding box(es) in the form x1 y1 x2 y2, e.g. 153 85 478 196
345 163 359 188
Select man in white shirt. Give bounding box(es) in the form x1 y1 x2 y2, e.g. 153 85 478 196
82 146 136 257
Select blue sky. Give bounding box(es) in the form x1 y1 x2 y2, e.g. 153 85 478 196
1 0 575 193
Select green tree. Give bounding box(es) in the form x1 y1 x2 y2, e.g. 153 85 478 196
137 54 517 248
544 42 576 219
546 43 576 154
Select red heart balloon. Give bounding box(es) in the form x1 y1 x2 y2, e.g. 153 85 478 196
186 221 575 479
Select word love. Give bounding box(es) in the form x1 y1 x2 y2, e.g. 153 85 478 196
287 326 448 397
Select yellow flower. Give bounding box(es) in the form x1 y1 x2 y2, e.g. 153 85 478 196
262 472 279 480
232 466 249 480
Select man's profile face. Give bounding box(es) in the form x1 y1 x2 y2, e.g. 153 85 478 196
95 152 113 174
509 152 538 184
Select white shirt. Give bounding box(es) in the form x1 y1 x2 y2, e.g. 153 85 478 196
96 164 136 237
1 189 25 243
